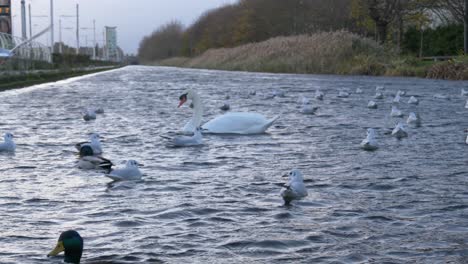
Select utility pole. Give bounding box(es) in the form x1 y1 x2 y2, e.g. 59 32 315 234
93 19 96 60
50 0 54 54
59 19 62 54
21 0 27 39
28 4 32 38
76 4 79 55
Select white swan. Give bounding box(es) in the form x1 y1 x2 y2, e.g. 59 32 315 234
367 100 378 109
392 123 408 139
179 89 279 134
390 106 403 117
408 96 419 105
106 160 143 181
360 128 378 151
280 169 308 205
75 133 102 155
0 132 16 152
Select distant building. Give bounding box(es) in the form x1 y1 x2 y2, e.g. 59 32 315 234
105 26 120 61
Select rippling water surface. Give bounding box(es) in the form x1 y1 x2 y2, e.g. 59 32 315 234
0 66 467 263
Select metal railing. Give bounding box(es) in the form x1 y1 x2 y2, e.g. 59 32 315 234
0 32 50 62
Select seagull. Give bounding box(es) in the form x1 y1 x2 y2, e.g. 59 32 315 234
393 91 401 103
162 127 203 147
465 100 468 109
337 91 350 98
106 160 143 181
75 133 103 155
407 112 421 126
461 88 468 96
280 169 308 205
82 108 97 121
273 90 286 98
376 85 385 91
300 104 319 115
408 96 419 105
315 90 324 100
374 92 384 99
398 90 406 96
0 132 16 152
300 96 310 105
367 100 378 109
77 145 113 171
392 123 408 139
360 128 378 151
220 102 230 111
466 134 468 145
355 88 363 94
390 106 403 117
94 107 104 114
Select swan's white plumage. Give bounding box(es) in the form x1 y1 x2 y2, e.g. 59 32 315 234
202 112 279 134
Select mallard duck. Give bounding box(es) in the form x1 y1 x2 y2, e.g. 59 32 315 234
77 145 113 172
47 230 83 264
75 133 103 155
280 169 308 205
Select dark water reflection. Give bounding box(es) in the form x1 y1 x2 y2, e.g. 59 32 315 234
0 66 467 263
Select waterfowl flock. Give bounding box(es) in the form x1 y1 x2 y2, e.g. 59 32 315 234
1 74 467 263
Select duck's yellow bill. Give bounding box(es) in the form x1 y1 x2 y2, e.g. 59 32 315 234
47 241 65 257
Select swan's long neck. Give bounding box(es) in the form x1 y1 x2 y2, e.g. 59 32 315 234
191 92 203 128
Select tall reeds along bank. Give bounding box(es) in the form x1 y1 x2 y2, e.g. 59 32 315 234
158 31 392 75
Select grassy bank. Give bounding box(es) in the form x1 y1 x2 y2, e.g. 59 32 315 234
0 66 120 91
154 31 468 80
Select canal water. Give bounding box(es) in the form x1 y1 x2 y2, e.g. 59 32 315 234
0 66 467 263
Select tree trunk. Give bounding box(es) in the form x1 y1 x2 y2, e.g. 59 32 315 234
419 29 424 58
376 22 388 44
465 0 468 54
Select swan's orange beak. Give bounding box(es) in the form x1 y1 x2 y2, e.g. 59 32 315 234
178 98 187 108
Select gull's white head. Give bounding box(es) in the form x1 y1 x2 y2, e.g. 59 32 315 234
285 169 304 182
89 133 100 141
126 160 140 168
366 128 376 137
4 132 14 141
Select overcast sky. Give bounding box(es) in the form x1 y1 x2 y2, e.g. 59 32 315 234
10 0 235 54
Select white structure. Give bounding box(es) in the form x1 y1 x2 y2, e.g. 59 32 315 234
105 26 118 61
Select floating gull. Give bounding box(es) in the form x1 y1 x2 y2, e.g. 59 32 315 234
407 112 421 127
0 132 16 152
408 96 419 105
462 88 468 96
163 127 203 147
300 96 310 105
376 85 385 91
94 107 104 114
220 101 230 111
280 169 308 205
355 88 363 94
465 100 468 109
374 92 384 99
393 91 401 103
106 160 143 181
273 90 286 98
392 123 408 139
466 135 468 145
433 94 450 100
315 90 324 100
398 90 406 96
82 108 97 121
390 106 403 117
75 133 103 155
300 103 319 115
360 128 378 151
337 91 350 98
249 90 256 96
367 100 378 109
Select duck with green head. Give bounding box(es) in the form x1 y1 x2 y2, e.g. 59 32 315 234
47 230 83 263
